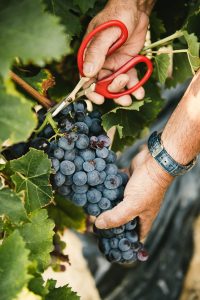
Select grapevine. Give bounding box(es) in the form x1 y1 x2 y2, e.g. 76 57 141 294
0 0 199 299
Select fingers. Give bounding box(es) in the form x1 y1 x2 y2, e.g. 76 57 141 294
86 91 105 105
95 198 137 229
126 68 145 100
108 74 129 92
139 212 155 239
83 27 121 77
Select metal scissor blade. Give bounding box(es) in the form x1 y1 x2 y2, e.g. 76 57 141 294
49 77 90 118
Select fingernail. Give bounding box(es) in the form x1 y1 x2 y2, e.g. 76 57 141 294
83 63 94 76
95 217 106 229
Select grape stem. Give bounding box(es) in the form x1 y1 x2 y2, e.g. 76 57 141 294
141 30 184 52
34 112 58 135
9 71 53 109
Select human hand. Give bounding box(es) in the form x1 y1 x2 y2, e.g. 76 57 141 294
95 146 174 239
83 0 152 106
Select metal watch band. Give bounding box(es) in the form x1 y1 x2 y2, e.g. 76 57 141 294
147 131 197 176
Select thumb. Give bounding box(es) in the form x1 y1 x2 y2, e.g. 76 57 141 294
83 27 121 77
95 198 137 229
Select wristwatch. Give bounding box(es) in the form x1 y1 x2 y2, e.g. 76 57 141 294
147 131 197 176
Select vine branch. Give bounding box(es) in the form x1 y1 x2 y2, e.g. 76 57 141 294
9 71 53 109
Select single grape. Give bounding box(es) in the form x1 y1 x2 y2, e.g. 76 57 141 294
112 225 125 235
65 120 74 132
76 134 89 150
98 238 110 255
99 171 106 183
105 164 118 175
83 116 92 128
87 188 102 203
72 193 87 207
125 219 137 231
94 158 106 171
110 238 119 249
64 149 76 161
118 171 129 186
118 238 131 251
137 248 149 262
51 158 60 172
61 104 73 115
121 249 134 260
74 156 84 171
125 231 138 243
54 147 64 160
106 150 117 163
75 122 89 134
89 110 101 119
43 125 54 138
98 197 111 210
108 249 122 262
73 171 87 186
72 184 89 194
79 149 95 161
58 137 74 151
73 100 86 113
86 203 101 216
90 118 103 135
83 160 95 172
98 134 111 147
60 160 75 176
125 252 138 264
58 185 71 196
104 175 121 189
54 172 65 187
131 242 142 252
68 132 78 142
87 170 101 186
96 147 109 159
103 188 119 201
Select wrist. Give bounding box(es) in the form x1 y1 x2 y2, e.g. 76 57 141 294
145 151 174 189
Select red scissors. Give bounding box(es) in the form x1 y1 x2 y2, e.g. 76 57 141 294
50 20 153 117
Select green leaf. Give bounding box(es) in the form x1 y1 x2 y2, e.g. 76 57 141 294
73 0 96 13
166 52 193 87
0 188 28 224
0 230 30 300
183 31 200 72
0 0 69 77
10 148 53 212
19 69 55 97
46 280 80 300
102 101 146 139
154 53 170 84
150 12 166 41
29 276 49 297
19 209 54 271
48 195 86 231
0 82 37 149
44 0 82 37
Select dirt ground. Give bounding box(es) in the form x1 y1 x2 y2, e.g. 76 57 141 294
181 216 200 300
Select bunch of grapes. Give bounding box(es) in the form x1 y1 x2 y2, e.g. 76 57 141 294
47 100 148 264
3 100 148 264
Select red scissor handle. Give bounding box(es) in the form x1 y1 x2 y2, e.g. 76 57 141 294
77 20 128 77
95 55 153 98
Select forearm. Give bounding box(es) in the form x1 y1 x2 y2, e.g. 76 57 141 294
162 70 200 165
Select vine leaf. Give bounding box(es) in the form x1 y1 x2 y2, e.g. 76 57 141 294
0 82 37 149
102 100 145 139
44 0 82 36
19 209 54 271
183 31 200 73
0 230 30 300
0 0 69 77
73 0 96 13
154 53 170 84
48 195 86 231
10 148 53 213
45 280 80 300
0 188 28 224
